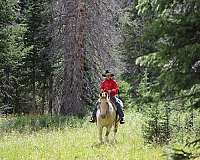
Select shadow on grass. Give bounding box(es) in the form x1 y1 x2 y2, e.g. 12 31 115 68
0 114 86 133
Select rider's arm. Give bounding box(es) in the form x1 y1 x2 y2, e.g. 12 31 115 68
100 81 105 91
111 80 119 96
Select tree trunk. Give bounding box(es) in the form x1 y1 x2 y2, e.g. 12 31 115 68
48 73 53 115
32 62 37 113
60 0 86 116
41 85 45 114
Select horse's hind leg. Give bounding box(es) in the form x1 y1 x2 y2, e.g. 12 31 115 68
105 127 111 143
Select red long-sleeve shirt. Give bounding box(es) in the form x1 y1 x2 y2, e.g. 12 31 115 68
100 79 119 97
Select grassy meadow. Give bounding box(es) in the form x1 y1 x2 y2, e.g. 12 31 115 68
0 111 165 160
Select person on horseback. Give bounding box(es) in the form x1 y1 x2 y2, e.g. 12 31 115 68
89 70 125 124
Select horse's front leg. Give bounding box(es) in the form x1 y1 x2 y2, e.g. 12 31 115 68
113 121 119 143
98 126 103 144
105 126 111 143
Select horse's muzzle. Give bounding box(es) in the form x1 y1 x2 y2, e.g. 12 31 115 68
100 113 106 119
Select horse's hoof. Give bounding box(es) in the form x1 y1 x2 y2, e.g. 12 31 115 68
100 142 104 145
112 139 117 144
104 139 109 144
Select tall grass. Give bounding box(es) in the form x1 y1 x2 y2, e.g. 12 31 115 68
0 111 165 160
0 114 85 133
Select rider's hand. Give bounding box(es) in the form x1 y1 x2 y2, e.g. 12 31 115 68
108 90 111 94
101 89 104 93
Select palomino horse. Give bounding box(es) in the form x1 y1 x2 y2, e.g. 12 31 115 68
96 92 119 144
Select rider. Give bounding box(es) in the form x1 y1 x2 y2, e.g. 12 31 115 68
89 70 125 124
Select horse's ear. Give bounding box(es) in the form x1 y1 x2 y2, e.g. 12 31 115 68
105 92 108 98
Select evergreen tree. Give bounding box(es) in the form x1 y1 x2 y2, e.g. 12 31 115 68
0 0 28 114
117 0 154 96
135 0 200 158
136 0 200 97
21 0 54 113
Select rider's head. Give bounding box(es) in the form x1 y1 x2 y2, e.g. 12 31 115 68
102 70 114 80
106 73 112 80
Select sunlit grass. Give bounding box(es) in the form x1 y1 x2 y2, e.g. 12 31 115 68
0 111 165 160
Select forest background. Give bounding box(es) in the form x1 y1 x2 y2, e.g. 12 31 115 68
0 0 200 159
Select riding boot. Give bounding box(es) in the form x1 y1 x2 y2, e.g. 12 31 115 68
120 117 125 124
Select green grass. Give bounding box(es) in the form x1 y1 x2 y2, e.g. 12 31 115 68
0 114 85 133
0 111 165 160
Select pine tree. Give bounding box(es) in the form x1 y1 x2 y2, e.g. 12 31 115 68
136 0 200 95
0 0 28 114
21 0 54 113
135 0 200 158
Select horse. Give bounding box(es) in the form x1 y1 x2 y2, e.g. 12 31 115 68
96 91 119 144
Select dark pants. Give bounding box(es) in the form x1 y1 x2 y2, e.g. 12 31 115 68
92 96 124 119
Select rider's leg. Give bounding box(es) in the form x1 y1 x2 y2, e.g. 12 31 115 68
89 100 99 123
110 96 125 124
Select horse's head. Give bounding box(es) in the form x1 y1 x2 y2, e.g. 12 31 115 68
99 92 109 119
99 91 109 99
